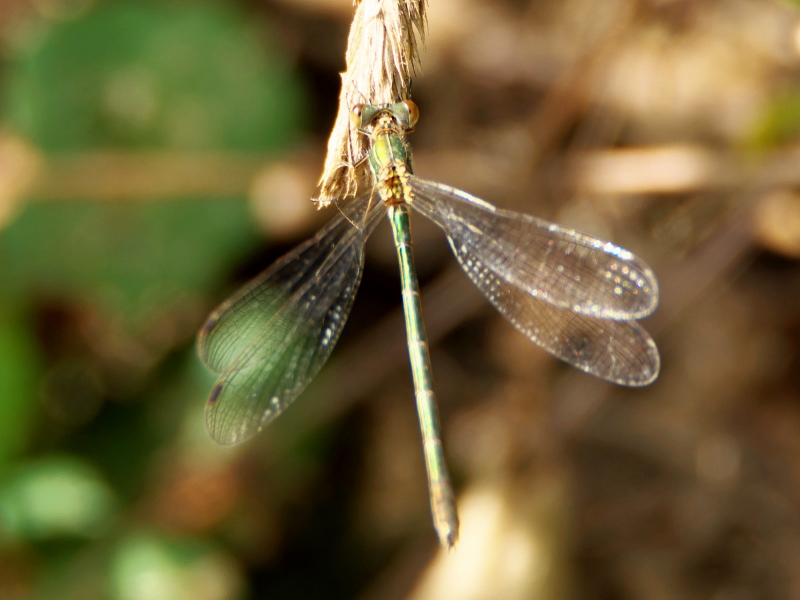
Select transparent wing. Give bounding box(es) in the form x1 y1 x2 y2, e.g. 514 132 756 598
452 242 660 385
197 197 387 444
408 177 658 320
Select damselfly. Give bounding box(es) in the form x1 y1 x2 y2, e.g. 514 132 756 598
197 101 660 548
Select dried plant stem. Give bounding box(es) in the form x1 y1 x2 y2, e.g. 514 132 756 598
316 0 425 205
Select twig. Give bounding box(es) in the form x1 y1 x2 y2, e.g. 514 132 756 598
316 0 426 205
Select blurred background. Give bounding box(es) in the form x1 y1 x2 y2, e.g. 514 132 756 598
0 0 798 598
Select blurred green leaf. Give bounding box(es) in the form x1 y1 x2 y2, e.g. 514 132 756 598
5 0 305 152
748 86 800 149
0 310 41 474
111 532 244 600
0 456 116 540
0 0 307 328
0 198 259 326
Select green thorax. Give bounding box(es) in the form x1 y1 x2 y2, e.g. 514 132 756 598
367 116 411 176
360 104 414 204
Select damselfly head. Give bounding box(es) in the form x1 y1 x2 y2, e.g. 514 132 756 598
350 101 419 133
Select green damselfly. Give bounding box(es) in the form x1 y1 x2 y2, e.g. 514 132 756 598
197 101 660 548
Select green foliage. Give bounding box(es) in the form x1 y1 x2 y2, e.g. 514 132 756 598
0 2 308 597
0 0 307 326
0 456 116 540
748 86 800 149
0 312 40 474
0 198 258 326
5 0 304 152
110 532 242 600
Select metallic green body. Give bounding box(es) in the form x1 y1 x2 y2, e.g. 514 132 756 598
367 126 411 180
388 203 459 548
365 106 459 548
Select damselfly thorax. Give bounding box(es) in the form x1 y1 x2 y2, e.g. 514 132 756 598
351 101 418 206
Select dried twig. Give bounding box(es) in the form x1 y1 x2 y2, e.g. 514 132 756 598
316 0 426 205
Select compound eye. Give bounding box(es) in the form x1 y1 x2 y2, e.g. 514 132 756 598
350 104 365 128
404 99 419 128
